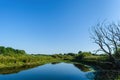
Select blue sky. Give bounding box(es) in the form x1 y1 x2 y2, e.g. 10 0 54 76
0 0 120 54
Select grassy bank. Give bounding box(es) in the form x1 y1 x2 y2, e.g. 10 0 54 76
0 46 116 70
0 54 64 68
0 46 69 68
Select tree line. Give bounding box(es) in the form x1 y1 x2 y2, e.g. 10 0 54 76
0 46 26 55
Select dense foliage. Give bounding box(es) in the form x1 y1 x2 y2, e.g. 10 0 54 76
0 46 26 55
0 46 64 68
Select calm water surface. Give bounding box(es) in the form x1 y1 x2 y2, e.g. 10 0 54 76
0 63 95 80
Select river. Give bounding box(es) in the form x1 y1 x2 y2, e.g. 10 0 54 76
0 62 119 80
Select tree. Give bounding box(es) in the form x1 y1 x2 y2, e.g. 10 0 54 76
67 53 76 56
6 47 15 54
0 46 6 54
76 52 92 60
0 46 26 55
15 49 26 55
91 21 120 62
78 51 82 54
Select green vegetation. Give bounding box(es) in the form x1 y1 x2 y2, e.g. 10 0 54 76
0 43 119 70
0 46 58 68
0 46 75 69
0 54 60 68
0 46 113 70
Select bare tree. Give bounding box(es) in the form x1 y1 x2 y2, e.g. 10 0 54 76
91 21 120 62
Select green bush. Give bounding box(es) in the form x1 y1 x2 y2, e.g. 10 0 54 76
0 46 26 55
76 52 93 60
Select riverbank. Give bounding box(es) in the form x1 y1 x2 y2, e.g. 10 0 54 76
0 54 115 70
0 46 118 72
0 54 66 69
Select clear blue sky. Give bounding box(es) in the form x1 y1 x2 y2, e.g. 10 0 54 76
0 0 120 54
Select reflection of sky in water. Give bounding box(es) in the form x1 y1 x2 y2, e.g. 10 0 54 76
0 63 94 80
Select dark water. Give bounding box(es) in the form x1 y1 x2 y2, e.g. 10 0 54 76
0 63 95 80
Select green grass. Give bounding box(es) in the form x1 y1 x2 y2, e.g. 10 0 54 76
0 54 65 68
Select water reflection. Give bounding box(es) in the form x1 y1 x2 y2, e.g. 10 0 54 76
0 62 61 75
73 63 90 72
1 62 120 80
86 70 120 80
74 63 120 80
51 62 60 65
0 64 39 74
0 63 92 80
0 63 90 75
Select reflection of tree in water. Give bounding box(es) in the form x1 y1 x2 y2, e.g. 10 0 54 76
51 62 60 65
0 64 39 74
73 63 90 72
86 70 120 80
